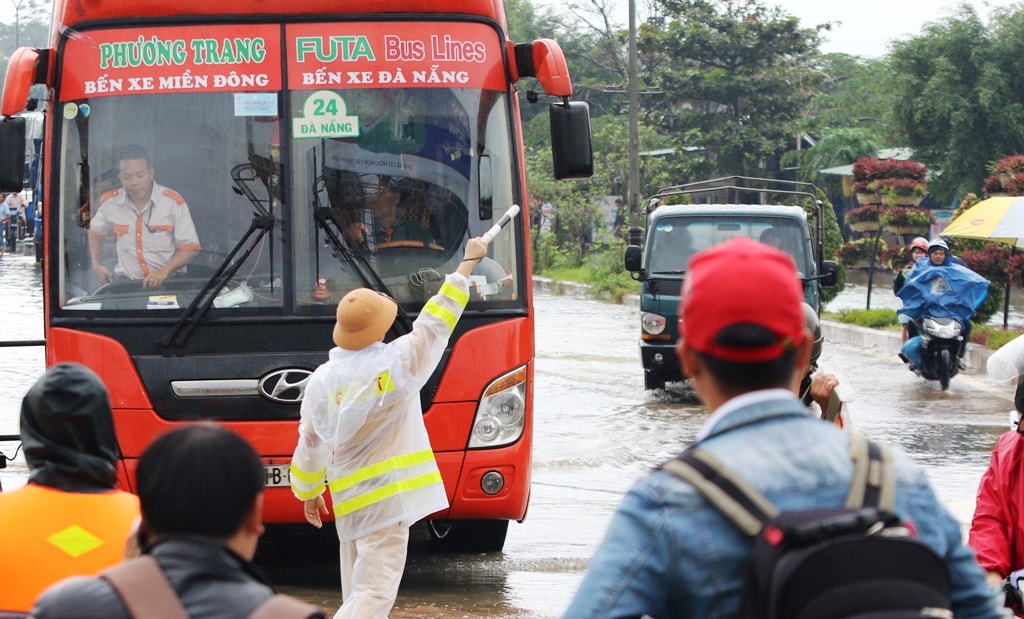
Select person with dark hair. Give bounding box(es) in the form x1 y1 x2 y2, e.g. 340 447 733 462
562 236 999 619
969 378 1024 597
610 197 625 238
88 144 200 289
30 424 324 619
290 237 487 619
0 363 139 615
340 174 437 251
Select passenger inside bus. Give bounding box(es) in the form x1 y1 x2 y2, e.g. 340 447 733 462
338 174 439 251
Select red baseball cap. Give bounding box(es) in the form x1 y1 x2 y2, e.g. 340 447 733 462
680 236 806 362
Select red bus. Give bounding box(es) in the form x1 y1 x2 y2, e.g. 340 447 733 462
0 0 592 551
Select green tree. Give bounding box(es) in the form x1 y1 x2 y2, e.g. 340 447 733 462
804 54 895 137
0 0 51 83
886 4 1024 203
638 0 830 178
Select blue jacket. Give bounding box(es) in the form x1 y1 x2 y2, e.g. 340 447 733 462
562 392 1001 619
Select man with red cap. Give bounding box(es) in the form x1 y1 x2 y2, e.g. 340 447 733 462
289 236 487 619
562 237 1000 619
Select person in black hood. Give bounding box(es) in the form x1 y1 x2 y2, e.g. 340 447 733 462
0 363 139 614
31 424 325 619
21 362 121 491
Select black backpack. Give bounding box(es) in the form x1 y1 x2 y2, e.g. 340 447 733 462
661 431 953 619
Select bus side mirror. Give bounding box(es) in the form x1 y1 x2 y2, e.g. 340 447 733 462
2 47 46 117
624 244 642 273
513 39 572 97
0 117 26 193
550 100 593 180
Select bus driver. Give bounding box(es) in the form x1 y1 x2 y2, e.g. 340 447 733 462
88 144 201 289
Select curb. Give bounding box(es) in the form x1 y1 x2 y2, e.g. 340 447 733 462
533 277 993 376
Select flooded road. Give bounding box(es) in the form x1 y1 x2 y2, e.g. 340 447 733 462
0 248 1019 617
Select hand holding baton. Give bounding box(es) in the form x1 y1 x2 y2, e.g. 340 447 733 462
481 204 521 245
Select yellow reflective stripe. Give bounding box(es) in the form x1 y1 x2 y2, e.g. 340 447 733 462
333 471 443 517
372 370 395 396
328 449 436 493
439 281 469 307
292 484 325 501
289 463 327 484
423 300 458 332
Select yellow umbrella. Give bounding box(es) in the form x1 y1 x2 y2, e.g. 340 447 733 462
941 195 1024 329
941 196 1024 247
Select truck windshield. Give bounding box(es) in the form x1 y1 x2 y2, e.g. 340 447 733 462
647 216 811 276
52 22 522 315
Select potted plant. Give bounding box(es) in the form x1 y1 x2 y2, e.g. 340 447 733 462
992 154 1024 186
845 204 883 232
872 178 927 207
852 181 881 205
984 175 1008 197
852 158 928 204
836 238 888 269
881 246 907 271
880 207 935 235
1006 174 1024 196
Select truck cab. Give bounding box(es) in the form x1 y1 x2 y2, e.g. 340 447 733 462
624 177 838 390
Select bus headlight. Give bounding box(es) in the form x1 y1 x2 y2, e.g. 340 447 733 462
469 366 526 448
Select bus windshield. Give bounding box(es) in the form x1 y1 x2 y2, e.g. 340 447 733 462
53 22 522 317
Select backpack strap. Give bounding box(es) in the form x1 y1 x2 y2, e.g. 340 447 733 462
100 556 189 619
663 449 779 536
248 594 323 619
844 429 896 512
662 429 897 536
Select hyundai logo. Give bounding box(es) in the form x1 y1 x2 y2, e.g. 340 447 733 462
258 368 313 403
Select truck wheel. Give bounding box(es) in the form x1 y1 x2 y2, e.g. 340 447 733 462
427 518 509 553
644 370 665 391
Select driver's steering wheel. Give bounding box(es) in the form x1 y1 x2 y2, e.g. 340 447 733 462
376 240 445 251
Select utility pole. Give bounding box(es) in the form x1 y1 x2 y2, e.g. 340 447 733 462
11 0 25 47
626 0 642 246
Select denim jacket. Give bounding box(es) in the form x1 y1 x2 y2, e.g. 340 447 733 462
563 392 1001 619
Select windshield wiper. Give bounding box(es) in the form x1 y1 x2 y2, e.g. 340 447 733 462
311 169 414 336
161 161 276 348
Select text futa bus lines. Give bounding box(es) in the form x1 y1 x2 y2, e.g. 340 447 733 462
0 0 593 551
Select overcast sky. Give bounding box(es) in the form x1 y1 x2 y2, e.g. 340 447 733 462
546 0 1024 58
0 1 1019 59
774 0 1021 57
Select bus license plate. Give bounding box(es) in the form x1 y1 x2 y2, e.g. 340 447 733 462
264 464 291 488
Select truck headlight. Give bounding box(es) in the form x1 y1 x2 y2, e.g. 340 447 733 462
641 312 666 335
469 366 526 448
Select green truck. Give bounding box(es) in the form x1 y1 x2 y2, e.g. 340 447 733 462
624 176 838 390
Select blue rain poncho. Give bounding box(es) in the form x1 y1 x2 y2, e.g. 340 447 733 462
896 257 989 329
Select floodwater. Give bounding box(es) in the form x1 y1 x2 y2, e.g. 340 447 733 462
0 247 1020 616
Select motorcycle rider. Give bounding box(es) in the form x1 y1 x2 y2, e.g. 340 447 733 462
893 237 929 342
927 238 977 364
896 237 988 373
799 303 843 424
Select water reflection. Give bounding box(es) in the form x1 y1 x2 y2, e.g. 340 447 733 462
0 250 45 489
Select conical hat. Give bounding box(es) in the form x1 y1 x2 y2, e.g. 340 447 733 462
333 288 397 350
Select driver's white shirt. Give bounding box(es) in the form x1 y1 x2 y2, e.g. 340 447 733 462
89 182 200 279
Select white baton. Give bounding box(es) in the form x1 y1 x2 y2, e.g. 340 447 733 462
481 205 521 245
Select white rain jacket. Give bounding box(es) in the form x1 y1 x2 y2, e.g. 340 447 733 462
290 273 470 541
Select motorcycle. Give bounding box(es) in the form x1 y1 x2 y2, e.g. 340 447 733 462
899 316 963 390
1004 570 1024 617
895 249 989 391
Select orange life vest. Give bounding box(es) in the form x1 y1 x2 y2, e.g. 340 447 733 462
0 483 139 613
